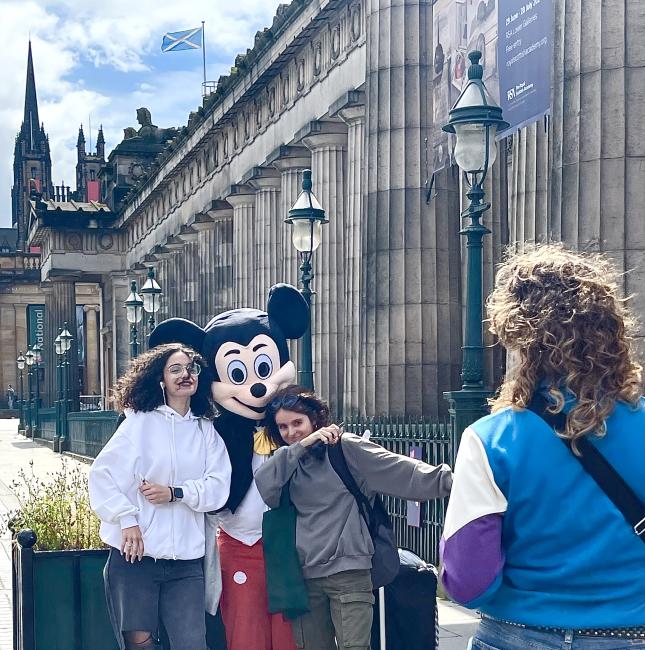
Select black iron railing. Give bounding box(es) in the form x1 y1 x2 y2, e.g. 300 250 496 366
344 416 456 566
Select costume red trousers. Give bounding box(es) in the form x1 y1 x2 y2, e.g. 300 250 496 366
218 529 297 650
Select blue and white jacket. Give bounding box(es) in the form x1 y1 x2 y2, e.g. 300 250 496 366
440 397 645 629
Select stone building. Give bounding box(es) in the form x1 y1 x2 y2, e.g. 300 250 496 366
17 0 645 417
1 42 102 410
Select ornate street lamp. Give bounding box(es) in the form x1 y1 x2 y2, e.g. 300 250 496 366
124 280 144 357
140 267 162 334
25 347 35 439
443 51 509 444
56 323 73 451
285 169 327 390
54 329 63 449
16 352 25 434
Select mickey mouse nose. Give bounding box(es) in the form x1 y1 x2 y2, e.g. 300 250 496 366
250 383 267 398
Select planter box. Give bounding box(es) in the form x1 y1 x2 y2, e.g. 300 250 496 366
12 529 118 650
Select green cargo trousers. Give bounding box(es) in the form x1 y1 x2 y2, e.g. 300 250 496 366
290 569 374 650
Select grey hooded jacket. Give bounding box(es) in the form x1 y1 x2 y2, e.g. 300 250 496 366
255 433 452 579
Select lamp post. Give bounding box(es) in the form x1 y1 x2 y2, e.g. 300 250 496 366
140 267 162 335
54 329 63 449
442 51 509 444
56 323 73 451
25 347 35 439
16 352 25 434
125 281 144 357
284 169 327 390
32 342 42 437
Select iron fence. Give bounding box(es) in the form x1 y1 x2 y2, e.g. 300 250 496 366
344 416 456 567
67 411 119 458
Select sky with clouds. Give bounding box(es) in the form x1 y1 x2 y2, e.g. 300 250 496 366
0 0 286 227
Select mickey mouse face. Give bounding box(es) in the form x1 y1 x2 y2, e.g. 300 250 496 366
212 334 296 420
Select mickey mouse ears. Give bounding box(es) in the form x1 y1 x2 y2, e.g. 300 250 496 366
148 317 206 352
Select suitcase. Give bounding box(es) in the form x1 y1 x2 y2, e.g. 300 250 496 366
371 549 439 650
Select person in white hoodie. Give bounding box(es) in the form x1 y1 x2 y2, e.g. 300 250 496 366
89 343 232 650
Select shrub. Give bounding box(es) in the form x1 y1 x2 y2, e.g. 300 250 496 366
1 460 104 551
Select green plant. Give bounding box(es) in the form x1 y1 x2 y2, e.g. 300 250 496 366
1 460 104 550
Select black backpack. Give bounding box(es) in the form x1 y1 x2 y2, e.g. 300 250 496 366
327 438 400 588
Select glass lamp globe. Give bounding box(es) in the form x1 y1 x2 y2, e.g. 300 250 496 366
60 324 73 353
292 219 322 254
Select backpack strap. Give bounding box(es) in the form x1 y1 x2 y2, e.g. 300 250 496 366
327 438 376 532
527 394 645 544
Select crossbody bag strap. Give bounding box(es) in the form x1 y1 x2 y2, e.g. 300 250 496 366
328 438 375 531
527 394 645 543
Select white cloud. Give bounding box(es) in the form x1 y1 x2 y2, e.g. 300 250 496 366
0 0 285 225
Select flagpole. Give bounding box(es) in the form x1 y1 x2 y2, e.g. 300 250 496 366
201 21 206 91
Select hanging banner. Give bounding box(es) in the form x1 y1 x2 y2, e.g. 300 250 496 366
431 0 551 171
497 0 552 137
27 304 45 350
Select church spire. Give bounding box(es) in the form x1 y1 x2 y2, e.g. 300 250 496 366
96 124 105 159
22 41 41 150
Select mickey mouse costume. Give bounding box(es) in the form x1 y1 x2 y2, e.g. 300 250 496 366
150 284 308 650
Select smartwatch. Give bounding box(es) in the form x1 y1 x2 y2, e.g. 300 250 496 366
171 487 184 502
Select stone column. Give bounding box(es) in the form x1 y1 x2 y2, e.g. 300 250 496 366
0 305 17 400
363 0 442 416
109 272 131 382
83 305 100 396
299 120 348 415
244 167 282 308
334 93 365 416
225 185 256 309
508 123 549 247
270 145 312 369
202 201 234 322
548 1 645 327
43 277 79 410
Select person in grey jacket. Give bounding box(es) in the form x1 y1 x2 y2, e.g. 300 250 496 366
255 385 452 650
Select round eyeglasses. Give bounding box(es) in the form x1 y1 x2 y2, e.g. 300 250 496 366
166 362 202 377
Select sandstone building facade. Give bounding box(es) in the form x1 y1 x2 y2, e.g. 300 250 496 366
10 0 645 417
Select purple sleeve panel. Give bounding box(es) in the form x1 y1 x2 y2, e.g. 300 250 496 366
440 513 505 606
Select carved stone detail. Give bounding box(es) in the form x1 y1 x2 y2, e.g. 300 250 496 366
331 24 341 59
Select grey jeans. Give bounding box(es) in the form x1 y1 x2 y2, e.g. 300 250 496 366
104 547 207 650
290 569 375 650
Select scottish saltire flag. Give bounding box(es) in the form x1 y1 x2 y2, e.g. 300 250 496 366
161 27 202 52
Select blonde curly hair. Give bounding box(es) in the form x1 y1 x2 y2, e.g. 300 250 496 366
487 244 642 448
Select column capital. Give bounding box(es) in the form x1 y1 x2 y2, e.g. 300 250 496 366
205 199 233 221
330 90 366 125
295 120 348 151
224 184 256 208
83 304 100 313
189 210 216 231
242 166 282 191
267 145 311 173
108 271 130 287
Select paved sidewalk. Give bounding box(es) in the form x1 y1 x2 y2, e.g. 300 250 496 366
437 599 479 648
0 418 478 650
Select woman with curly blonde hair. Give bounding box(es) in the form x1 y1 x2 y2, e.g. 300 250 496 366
440 245 645 649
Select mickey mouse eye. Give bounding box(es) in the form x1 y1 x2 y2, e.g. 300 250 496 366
227 360 248 385
254 354 273 379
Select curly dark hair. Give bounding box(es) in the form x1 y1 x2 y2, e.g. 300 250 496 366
113 343 215 418
263 385 331 447
487 244 642 449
